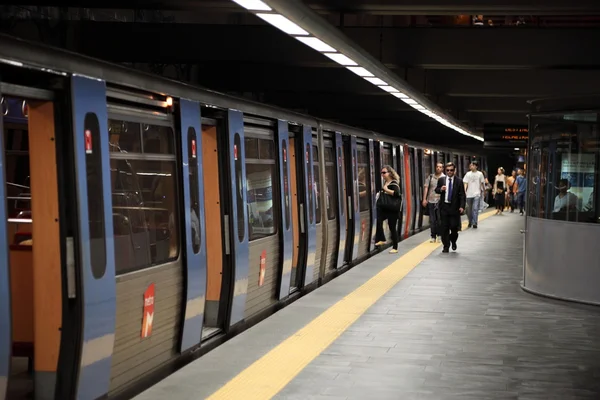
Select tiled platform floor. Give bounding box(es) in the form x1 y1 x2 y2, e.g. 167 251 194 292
136 212 600 400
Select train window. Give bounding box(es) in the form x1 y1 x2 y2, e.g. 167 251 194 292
325 146 337 220
108 120 142 153
357 146 370 212
313 145 321 224
109 117 180 275
188 127 201 254
423 151 432 179
246 137 279 241
245 137 259 159
234 134 245 242
337 145 346 218
282 139 290 230
85 113 107 279
306 143 314 224
529 112 600 223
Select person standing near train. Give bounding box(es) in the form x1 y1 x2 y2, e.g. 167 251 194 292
435 162 466 253
463 161 485 228
374 165 402 254
422 162 445 243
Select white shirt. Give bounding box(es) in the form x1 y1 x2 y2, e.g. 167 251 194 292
445 177 454 203
463 171 484 198
553 192 581 212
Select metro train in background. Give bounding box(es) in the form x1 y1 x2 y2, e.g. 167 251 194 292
0 34 487 400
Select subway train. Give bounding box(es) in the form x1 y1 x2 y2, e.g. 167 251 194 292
0 33 487 400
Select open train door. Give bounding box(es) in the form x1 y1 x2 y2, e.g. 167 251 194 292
0 86 12 400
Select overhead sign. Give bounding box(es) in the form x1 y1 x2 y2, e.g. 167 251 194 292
483 124 529 148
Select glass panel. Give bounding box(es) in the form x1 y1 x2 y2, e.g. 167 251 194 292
234 134 245 242
188 128 201 254
259 138 275 160
143 123 174 154
529 111 600 223
313 145 321 224
111 159 179 274
357 147 369 212
85 113 107 279
306 143 314 224
245 137 259 159
325 147 338 220
282 139 290 230
108 119 142 153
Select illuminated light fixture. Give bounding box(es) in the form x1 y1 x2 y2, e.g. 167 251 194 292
378 86 399 93
166 96 173 107
323 53 357 66
363 77 388 86
256 13 309 35
231 0 272 11
392 92 409 99
295 37 336 52
402 98 418 105
346 66 374 77
515 147 520 150
411 104 426 111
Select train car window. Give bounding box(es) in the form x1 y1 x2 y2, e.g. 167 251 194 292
325 146 337 220
357 146 370 212
313 145 321 224
382 147 392 168
188 127 201 254
529 112 600 223
306 143 314 224
108 120 142 153
245 137 259 159
234 134 245 242
423 151 432 178
109 117 180 275
282 139 290 230
246 137 279 241
85 113 107 279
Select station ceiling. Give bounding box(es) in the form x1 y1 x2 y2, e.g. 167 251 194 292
2 0 600 152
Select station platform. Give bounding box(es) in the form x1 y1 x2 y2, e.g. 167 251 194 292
134 211 600 400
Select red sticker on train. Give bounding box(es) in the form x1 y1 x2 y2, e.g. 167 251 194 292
85 129 92 154
141 283 155 339
258 250 267 287
191 139 197 158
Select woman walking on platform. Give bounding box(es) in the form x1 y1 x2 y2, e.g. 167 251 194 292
374 165 402 254
494 167 507 214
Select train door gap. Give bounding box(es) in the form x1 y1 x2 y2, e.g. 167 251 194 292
201 122 225 340
288 131 302 293
2 90 62 400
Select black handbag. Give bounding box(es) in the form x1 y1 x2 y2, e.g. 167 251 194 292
377 181 402 212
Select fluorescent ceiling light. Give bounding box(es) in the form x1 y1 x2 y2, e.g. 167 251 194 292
379 86 399 93
256 13 309 36
323 53 357 66
402 98 417 105
295 37 336 52
411 104 426 111
231 0 272 10
346 67 374 77
392 92 409 99
363 77 388 86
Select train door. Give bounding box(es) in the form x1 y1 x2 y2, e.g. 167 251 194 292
288 125 317 291
321 135 339 277
408 147 418 235
334 132 348 268
345 136 360 262
311 134 323 284
400 145 412 239
380 144 393 244
421 149 433 229
0 80 88 399
1 86 64 400
356 141 370 259
199 115 227 340
414 148 423 231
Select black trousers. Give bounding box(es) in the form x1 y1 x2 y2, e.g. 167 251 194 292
375 209 399 250
440 209 460 249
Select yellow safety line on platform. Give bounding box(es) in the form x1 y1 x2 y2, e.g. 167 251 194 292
207 209 496 400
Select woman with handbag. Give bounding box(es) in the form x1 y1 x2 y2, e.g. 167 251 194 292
374 165 402 254
494 167 507 215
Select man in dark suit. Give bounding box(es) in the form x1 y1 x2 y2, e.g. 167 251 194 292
435 162 466 253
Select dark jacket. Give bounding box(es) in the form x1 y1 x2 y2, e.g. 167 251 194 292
435 175 466 214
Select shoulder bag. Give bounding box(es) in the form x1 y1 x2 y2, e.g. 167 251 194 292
377 180 401 213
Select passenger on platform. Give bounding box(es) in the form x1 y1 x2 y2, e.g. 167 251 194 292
515 169 526 215
506 170 517 212
374 165 402 254
463 161 485 228
493 167 507 215
435 162 466 253
553 179 581 213
422 162 445 243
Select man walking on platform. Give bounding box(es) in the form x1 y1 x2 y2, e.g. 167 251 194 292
435 162 466 253
463 161 485 228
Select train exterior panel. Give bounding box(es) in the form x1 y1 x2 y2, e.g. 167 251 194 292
0 33 487 400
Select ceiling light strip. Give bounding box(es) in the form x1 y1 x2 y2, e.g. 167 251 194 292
232 0 483 141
